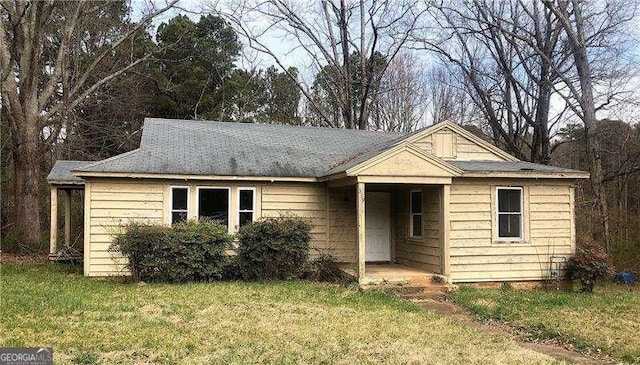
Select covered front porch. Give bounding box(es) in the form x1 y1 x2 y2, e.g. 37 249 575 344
321 141 461 285
328 177 453 285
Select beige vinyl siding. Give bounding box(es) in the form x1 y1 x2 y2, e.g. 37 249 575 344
455 135 505 161
409 127 507 161
394 186 442 273
260 183 334 258
412 137 432 153
85 180 324 275
260 182 358 262
448 179 575 282
86 180 164 276
327 187 358 262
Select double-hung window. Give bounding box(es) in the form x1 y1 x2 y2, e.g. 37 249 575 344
198 187 230 229
497 187 523 240
170 186 189 225
238 188 256 227
410 190 422 237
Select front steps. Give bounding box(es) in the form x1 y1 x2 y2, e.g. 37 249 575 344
362 275 458 302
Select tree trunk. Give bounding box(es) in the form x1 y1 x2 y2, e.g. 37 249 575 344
11 115 43 249
533 61 552 164
564 0 611 251
338 0 354 129
1 0 176 251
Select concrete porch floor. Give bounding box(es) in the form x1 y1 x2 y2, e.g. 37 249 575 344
342 263 443 285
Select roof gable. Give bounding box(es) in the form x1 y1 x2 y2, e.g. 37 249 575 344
346 144 463 177
406 121 518 162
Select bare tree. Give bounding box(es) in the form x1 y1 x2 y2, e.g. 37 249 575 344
541 0 636 251
424 64 480 126
414 0 576 162
0 0 177 248
218 0 424 130
370 52 428 131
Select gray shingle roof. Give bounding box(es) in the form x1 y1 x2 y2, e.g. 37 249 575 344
448 160 587 175
61 118 588 180
47 160 93 184
75 118 406 177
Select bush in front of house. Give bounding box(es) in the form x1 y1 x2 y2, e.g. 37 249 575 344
236 217 312 280
111 220 232 283
303 250 347 283
110 223 169 281
565 236 614 292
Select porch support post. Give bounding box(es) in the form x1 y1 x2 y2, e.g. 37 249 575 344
441 184 451 279
49 187 58 254
83 183 92 276
357 181 366 281
64 189 72 247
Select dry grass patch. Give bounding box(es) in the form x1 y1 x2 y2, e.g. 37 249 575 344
453 284 640 363
1 263 563 364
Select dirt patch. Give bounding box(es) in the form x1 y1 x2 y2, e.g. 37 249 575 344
0 253 49 265
416 297 615 365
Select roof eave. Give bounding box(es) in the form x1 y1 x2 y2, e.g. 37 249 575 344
459 171 591 179
71 170 320 182
47 179 85 186
318 171 349 182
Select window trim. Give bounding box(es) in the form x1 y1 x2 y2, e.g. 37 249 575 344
237 187 256 228
169 186 189 225
409 189 422 238
195 186 232 231
495 186 524 241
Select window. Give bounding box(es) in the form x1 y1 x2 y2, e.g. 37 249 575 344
170 187 189 225
410 190 422 237
198 188 230 228
238 188 255 227
497 187 523 239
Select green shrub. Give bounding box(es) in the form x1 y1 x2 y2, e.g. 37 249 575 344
221 256 242 280
304 251 346 283
110 220 232 283
110 223 169 281
236 217 311 280
566 236 614 292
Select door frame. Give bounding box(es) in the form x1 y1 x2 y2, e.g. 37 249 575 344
365 191 392 262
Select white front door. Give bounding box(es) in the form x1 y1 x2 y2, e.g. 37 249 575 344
365 192 391 262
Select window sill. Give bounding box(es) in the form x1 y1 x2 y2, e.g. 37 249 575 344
493 240 529 245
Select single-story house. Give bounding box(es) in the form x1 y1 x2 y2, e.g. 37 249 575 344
47 118 589 284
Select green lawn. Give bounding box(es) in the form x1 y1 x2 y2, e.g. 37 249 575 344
0 263 561 364
452 284 640 363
